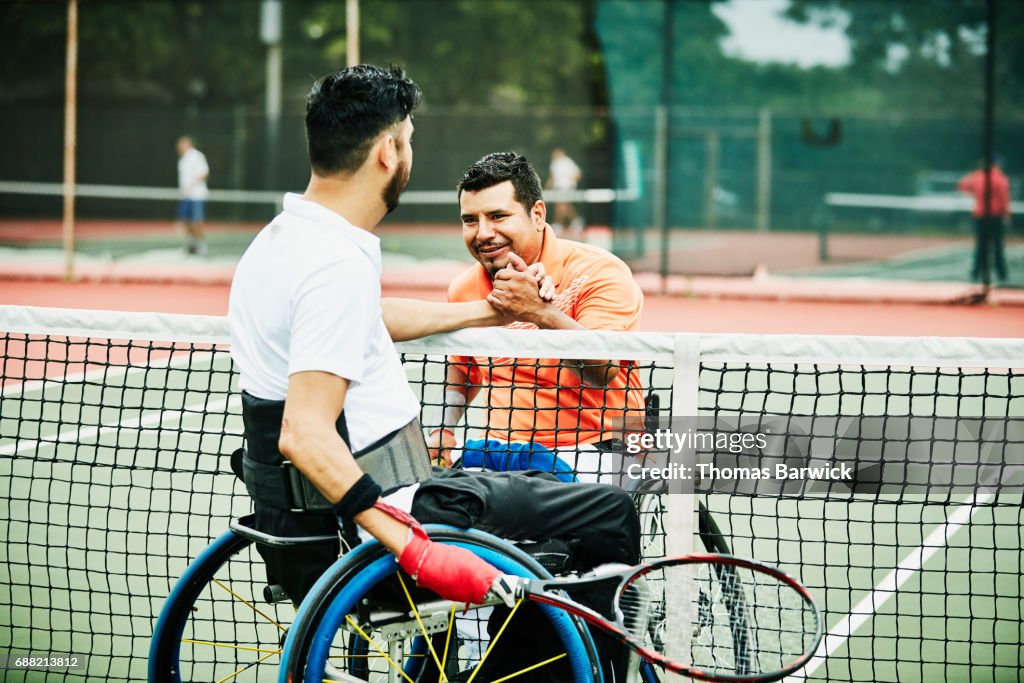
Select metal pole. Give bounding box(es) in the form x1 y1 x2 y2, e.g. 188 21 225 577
756 107 772 232
62 0 78 282
658 0 675 285
652 106 668 270
265 42 281 190
979 0 996 288
231 104 247 220
703 131 719 229
261 0 282 192
347 0 360 66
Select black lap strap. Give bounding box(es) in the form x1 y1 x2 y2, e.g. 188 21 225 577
239 391 433 512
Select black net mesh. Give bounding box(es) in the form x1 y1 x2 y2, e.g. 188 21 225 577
0 312 1021 681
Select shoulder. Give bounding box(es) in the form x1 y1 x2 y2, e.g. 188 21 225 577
561 240 635 280
254 214 376 279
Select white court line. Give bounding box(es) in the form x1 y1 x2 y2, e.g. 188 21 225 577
0 349 224 399
787 489 996 681
0 393 242 457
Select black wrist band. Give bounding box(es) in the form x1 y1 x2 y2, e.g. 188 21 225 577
333 473 383 524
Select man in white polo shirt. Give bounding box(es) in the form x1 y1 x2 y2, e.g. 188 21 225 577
229 64 515 607
175 136 209 256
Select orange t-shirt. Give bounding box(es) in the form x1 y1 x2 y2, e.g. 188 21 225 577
447 225 645 448
958 168 1011 217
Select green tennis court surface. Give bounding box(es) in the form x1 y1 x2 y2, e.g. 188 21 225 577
1 309 1022 681
788 243 1024 288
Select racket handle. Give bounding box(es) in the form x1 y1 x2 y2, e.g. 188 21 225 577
487 574 523 607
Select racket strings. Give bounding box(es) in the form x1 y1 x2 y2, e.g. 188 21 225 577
618 563 818 677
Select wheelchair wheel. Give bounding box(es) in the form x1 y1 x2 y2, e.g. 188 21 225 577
280 526 603 683
149 528 297 682
149 514 340 682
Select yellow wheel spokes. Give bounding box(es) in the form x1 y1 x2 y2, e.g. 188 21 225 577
188 566 574 683
215 647 281 683
344 575 571 683
344 615 418 683
177 575 288 680
212 578 288 633
396 573 450 683
489 653 570 683
466 600 522 683
179 639 280 656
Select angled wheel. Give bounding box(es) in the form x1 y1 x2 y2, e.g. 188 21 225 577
149 515 337 682
280 526 603 683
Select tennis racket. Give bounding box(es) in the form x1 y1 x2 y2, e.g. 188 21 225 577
494 554 822 682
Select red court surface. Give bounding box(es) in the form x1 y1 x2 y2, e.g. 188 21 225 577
2 279 1021 338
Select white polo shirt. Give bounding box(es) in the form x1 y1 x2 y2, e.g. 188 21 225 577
228 193 420 452
178 148 210 200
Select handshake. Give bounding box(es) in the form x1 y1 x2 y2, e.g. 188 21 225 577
486 251 557 321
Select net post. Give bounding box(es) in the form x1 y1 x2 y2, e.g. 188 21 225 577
666 333 699 557
664 334 699 677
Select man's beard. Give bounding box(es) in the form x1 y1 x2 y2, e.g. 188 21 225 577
382 160 410 215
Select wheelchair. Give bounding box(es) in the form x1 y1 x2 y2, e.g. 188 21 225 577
149 498 736 683
150 390 740 682
149 515 611 683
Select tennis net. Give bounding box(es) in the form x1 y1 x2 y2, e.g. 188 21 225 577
0 304 1021 682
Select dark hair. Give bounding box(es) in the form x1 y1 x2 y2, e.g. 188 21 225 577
457 152 543 210
305 64 421 175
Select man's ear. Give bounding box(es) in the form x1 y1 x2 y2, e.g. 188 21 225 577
532 200 547 230
374 133 397 173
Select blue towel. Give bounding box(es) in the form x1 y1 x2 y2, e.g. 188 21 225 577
459 439 578 483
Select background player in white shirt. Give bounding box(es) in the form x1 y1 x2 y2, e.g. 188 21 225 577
175 135 209 255
547 147 584 237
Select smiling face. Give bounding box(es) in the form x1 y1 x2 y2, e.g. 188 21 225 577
460 180 546 276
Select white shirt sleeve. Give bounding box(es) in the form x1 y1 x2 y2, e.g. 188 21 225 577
194 151 209 181
287 256 378 384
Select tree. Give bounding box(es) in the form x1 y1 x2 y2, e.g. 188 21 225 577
0 1 264 105
785 0 1024 115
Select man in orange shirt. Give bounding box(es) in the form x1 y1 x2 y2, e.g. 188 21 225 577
426 152 646 482
958 158 1012 283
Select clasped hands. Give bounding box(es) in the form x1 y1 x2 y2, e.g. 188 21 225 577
486 252 556 324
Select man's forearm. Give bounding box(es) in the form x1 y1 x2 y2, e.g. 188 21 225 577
530 307 621 386
425 388 469 432
382 299 501 342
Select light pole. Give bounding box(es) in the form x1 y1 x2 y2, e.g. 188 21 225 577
63 0 78 281
347 0 360 66
261 0 282 191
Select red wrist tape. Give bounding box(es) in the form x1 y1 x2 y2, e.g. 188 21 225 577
374 501 498 604
400 535 499 604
